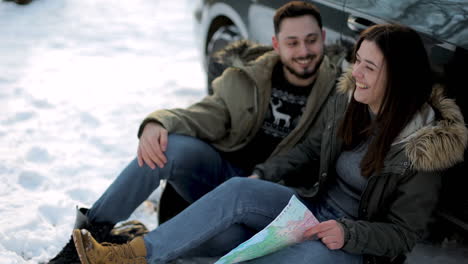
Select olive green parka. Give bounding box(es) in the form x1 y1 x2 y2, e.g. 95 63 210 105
138 41 342 160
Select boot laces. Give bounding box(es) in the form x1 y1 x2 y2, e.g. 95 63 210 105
102 242 141 262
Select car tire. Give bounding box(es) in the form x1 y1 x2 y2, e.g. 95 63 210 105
206 24 242 94
206 24 242 59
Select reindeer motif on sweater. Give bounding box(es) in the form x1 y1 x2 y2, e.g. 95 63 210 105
270 100 291 128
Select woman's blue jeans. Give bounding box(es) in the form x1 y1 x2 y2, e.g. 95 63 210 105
86 134 362 263
87 134 246 224
143 177 362 264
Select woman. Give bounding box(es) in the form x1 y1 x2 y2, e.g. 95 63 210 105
72 24 467 264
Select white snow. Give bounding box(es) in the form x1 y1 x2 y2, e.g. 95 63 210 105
0 0 205 263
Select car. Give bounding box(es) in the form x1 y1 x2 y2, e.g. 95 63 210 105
194 0 468 75
3 0 33 5
191 1 468 240
194 0 468 102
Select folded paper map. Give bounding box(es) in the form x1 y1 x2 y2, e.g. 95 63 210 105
215 195 320 264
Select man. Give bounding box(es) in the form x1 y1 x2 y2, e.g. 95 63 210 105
49 1 342 263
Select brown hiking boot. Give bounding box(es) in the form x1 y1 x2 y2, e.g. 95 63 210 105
48 208 148 263
73 229 147 264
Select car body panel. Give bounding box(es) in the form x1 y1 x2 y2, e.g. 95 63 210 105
344 0 468 50
194 0 467 105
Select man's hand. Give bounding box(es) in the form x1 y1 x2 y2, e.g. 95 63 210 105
248 174 260 179
137 122 168 169
303 220 345 250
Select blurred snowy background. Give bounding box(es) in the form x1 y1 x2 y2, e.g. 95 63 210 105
0 0 205 262
1 0 467 263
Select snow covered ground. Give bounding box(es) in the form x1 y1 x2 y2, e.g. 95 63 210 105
0 0 205 263
1 1 467 264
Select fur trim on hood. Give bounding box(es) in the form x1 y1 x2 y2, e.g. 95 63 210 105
212 39 347 70
337 69 468 172
212 40 273 68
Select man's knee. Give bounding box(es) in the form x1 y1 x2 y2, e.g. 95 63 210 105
165 134 214 164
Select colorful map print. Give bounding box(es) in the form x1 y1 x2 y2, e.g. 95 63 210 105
215 195 320 264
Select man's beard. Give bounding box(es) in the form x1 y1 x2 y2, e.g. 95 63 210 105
284 54 324 80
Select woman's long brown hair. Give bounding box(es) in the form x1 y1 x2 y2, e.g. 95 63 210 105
338 24 433 178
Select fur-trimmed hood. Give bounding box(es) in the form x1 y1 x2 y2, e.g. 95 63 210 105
211 40 273 68
212 39 347 71
337 69 468 171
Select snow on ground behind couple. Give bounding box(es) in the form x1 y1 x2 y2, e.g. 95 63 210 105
0 0 205 263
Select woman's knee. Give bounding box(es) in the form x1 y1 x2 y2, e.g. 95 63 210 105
211 177 262 203
218 177 293 204
219 177 253 192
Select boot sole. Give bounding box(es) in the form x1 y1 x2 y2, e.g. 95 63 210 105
72 229 91 264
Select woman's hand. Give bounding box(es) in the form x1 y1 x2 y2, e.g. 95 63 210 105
303 220 345 250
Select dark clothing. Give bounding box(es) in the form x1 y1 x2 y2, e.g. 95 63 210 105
222 62 314 172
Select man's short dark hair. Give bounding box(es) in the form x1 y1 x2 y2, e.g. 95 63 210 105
273 1 323 35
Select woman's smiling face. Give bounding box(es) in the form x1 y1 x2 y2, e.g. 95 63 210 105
352 40 388 114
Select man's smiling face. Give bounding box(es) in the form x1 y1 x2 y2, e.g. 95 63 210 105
273 15 325 86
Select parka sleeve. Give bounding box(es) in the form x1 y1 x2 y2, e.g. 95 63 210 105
338 170 442 257
138 95 229 141
137 67 252 142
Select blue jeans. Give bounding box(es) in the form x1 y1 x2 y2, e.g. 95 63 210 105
143 177 362 264
87 134 246 224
